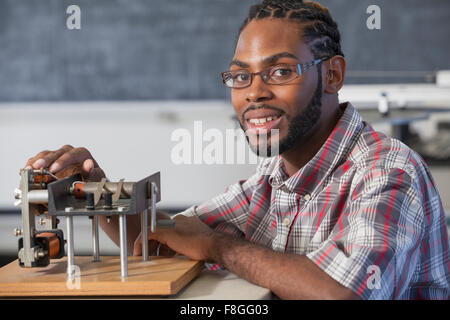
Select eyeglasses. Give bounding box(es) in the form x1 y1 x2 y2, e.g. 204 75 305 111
221 56 330 89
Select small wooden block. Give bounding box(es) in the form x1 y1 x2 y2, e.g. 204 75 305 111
0 256 203 297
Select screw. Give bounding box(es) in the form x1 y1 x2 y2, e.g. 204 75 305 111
35 249 46 259
14 228 23 237
14 188 22 199
152 182 159 194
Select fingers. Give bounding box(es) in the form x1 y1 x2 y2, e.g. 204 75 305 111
82 158 95 173
25 150 52 169
158 244 176 256
47 147 95 174
82 160 106 181
24 145 73 170
24 145 105 182
133 233 163 256
133 215 173 255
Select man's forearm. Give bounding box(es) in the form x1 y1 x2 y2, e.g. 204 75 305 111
208 232 359 300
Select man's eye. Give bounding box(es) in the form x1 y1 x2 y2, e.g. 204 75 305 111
272 68 292 77
234 72 250 82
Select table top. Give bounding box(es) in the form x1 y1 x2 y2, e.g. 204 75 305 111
167 269 272 300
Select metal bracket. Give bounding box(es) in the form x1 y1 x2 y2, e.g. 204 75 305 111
112 178 124 204
93 178 107 206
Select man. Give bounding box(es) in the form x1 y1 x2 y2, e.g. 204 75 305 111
24 0 449 299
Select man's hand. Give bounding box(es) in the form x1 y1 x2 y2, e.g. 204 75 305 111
24 144 105 182
133 237 176 257
133 215 216 261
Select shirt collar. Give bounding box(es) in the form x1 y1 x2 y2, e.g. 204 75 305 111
268 102 365 195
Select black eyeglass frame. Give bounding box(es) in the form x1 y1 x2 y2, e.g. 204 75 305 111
221 56 331 89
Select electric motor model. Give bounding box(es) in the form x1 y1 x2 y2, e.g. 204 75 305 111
14 168 172 280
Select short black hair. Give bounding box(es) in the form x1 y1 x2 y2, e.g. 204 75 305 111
238 0 344 59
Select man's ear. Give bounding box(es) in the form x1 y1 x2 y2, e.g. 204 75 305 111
324 55 346 94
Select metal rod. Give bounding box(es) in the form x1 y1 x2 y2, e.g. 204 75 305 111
141 209 149 261
92 216 100 262
26 189 49 204
66 216 75 279
41 169 59 181
119 214 128 279
20 169 35 267
150 183 157 233
70 182 134 199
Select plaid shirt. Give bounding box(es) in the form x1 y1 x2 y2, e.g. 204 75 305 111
179 102 450 300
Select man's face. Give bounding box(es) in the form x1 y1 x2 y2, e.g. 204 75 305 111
231 19 323 156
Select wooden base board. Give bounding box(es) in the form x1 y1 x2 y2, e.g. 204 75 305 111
0 256 203 297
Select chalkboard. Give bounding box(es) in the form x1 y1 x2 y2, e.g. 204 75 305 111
0 0 449 101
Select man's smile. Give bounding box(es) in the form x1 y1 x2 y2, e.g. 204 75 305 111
243 106 285 134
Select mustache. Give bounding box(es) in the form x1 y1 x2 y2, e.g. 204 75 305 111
241 104 285 123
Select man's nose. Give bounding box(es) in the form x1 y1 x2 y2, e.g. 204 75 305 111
245 74 274 103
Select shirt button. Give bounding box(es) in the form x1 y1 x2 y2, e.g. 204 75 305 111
283 217 291 226
304 194 311 201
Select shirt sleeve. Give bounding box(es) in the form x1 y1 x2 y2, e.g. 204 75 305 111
306 167 425 300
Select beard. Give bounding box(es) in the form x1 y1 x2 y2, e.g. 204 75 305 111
240 68 323 157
